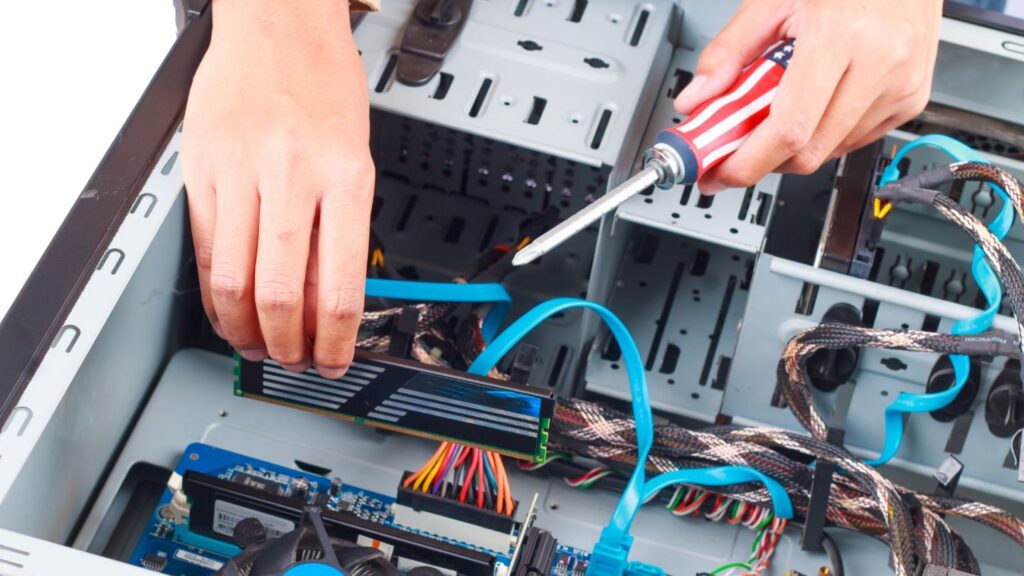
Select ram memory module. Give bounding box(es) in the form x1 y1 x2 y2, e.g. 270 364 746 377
234 351 554 461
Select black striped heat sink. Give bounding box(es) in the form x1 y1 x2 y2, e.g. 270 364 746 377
234 351 554 461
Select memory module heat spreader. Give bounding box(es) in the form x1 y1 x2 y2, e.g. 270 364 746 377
234 352 554 461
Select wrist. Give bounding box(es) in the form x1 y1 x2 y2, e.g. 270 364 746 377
211 0 352 44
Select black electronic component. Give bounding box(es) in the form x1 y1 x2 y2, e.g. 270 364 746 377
396 471 519 533
806 304 862 392
235 350 555 461
926 356 981 422
513 527 557 576
232 517 268 548
141 553 167 571
183 470 497 576
231 471 283 496
985 360 1024 438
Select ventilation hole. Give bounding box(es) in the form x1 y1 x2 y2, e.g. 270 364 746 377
671 212 679 219
679 184 693 205
862 299 880 328
629 9 650 46
514 0 530 16
526 97 547 125
432 72 454 100
794 282 818 315
691 249 709 276
729 228 738 234
754 192 771 225
633 233 659 264
444 217 466 244
691 392 700 400
548 346 570 387
469 78 493 118
696 194 714 209
737 187 754 221
396 195 418 232
922 314 941 332
294 460 332 476
659 344 681 374
568 0 588 22
518 40 543 51
584 57 610 69
881 357 908 371
374 53 398 93
590 108 613 149
667 69 694 99
478 216 500 252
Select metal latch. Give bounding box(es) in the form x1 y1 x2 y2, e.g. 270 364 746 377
396 0 473 86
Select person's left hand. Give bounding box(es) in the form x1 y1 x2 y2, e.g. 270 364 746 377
674 0 942 193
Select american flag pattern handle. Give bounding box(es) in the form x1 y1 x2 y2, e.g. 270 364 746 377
656 39 794 184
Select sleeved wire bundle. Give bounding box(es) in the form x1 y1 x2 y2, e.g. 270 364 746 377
549 397 1024 575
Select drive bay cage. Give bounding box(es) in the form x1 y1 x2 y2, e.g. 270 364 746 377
3 1 1024 575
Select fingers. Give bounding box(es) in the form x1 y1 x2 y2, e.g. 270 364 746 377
314 167 374 379
210 176 264 359
674 0 791 115
700 25 848 193
185 182 220 338
255 184 317 371
775 66 877 175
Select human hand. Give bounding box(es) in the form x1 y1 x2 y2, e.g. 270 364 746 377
182 0 374 378
674 0 942 193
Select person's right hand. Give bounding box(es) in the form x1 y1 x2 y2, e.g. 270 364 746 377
182 0 375 378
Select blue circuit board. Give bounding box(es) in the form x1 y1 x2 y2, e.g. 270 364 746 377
129 443 590 576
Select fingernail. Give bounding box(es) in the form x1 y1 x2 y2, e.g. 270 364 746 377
675 75 707 112
318 366 347 380
211 318 225 339
282 360 312 373
239 348 268 362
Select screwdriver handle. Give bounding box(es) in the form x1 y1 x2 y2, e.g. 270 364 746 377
653 39 794 185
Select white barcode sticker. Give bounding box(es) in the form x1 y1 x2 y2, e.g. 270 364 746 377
213 499 295 539
174 550 224 570
356 535 395 560
397 557 457 576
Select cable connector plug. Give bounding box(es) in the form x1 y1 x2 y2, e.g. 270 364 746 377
624 562 666 576
586 529 633 576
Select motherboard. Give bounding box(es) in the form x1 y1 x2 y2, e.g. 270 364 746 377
129 443 590 576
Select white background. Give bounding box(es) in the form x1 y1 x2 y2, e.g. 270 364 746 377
0 2 176 319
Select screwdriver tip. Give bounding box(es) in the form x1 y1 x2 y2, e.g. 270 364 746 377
512 245 543 267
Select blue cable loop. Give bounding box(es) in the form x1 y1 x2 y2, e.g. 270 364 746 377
868 135 1013 466
467 297 792 576
364 278 512 342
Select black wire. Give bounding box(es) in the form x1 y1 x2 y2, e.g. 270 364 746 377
820 530 845 576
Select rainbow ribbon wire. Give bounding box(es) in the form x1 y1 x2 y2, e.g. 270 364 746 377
468 297 792 576
868 135 1013 466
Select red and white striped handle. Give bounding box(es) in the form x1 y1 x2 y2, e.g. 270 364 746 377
656 39 794 183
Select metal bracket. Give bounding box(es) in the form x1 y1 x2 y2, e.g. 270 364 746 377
396 0 473 86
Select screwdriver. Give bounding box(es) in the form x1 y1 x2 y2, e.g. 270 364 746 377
513 39 795 267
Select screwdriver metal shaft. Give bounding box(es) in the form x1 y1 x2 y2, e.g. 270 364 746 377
512 39 795 267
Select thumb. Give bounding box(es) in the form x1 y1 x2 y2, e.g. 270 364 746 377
674 1 790 115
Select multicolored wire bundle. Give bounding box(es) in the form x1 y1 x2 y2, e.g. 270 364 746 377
549 396 1024 576
403 442 516 516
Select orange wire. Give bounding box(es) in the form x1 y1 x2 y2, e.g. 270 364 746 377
496 454 513 515
404 443 446 488
487 451 504 514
